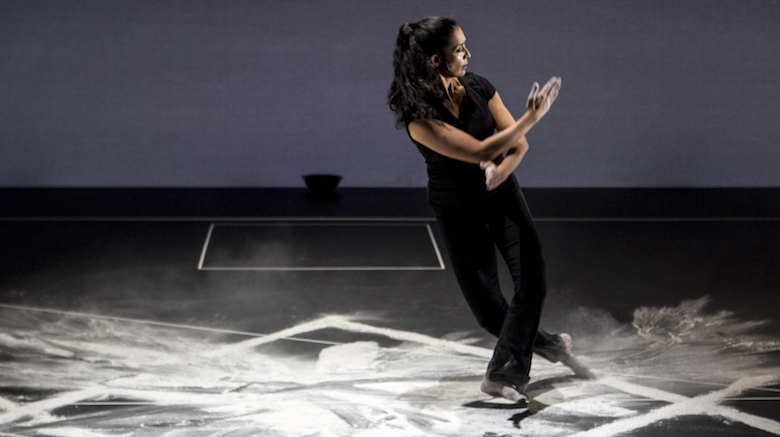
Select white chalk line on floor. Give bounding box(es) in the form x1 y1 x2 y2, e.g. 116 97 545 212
0 302 492 360
0 303 340 345
600 371 780 394
571 375 780 437
204 314 492 359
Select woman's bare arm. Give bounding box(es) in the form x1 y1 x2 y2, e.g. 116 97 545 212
408 77 560 164
482 141 528 190
481 91 529 190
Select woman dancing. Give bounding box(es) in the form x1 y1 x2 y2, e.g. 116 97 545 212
388 16 594 404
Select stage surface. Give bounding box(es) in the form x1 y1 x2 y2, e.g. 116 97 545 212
1 188 779 436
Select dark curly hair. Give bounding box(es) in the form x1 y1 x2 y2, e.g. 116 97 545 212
387 16 459 128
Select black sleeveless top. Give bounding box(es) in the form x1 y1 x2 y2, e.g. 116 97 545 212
408 73 518 211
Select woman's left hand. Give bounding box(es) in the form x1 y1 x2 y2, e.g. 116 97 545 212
480 161 506 191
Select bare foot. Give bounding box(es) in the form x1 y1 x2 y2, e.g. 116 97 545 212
560 333 597 379
480 377 528 403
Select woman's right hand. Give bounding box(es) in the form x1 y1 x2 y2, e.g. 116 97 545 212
480 160 505 191
526 77 561 122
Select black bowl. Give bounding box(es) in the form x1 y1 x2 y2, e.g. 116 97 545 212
303 174 342 194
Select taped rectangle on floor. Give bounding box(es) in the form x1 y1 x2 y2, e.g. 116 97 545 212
198 222 445 271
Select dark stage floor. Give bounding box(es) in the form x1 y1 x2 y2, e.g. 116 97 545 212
1 188 779 436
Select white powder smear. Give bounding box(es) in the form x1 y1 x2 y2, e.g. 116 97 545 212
1 297 779 437
317 341 380 374
35 428 125 437
547 395 638 418
354 381 439 394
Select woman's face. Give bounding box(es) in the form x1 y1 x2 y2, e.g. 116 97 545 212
439 26 470 77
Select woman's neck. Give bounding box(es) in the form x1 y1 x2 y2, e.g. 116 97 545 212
439 75 461 102
439 74 467 118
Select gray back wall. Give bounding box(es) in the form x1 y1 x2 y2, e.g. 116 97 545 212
2 0 779 187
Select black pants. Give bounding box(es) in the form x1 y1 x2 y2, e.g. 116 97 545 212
435 183 569 390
